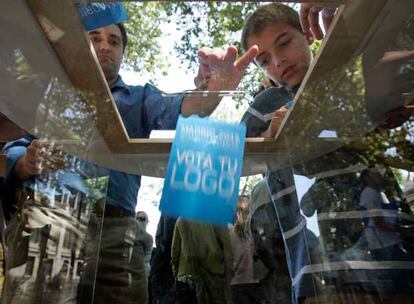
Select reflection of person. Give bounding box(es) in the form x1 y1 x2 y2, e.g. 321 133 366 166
136 211 154 275
359 167 401 253
249 180 291 304
229 196 269 304
2 21 257 304
171 218 233 304
299 172 364 261
149 214 177 304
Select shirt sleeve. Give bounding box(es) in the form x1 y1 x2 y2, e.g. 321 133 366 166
241 109 268 137
240 87 290 137
360 187 378 210
142 84 184 131
2 137 31 184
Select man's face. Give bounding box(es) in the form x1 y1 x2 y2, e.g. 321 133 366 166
88 24 123 83
247 22 313 88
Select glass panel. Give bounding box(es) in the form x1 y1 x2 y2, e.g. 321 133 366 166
1 1 413 304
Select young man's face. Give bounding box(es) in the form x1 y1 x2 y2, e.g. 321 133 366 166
247 22 313 88
88 24 123 85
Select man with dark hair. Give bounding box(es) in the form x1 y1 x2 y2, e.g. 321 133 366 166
135 211 153 275
115 23 128 53
2 21 258 304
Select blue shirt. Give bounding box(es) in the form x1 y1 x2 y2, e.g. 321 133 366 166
3 76 184 214
106 77 183 213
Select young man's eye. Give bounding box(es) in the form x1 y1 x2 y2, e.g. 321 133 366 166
259 57 270 67
110 40 120 47
279 38 292 47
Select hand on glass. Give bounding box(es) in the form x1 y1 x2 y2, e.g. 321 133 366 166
194 45 258 91
299 3 338 40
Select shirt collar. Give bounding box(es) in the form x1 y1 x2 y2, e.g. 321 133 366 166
110 75 131 94
285 84 300 94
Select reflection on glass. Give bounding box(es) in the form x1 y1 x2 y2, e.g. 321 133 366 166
0 1 413 304
1 145 108 304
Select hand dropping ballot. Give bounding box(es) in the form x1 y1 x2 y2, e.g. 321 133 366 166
160 116 246 225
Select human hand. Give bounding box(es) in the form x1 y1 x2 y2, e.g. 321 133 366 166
260 107 288 139
299 4 337 40
364 50 414 97
15 140 65 179
194 45 258 91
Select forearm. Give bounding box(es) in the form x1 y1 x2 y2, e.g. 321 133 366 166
181 93 222 117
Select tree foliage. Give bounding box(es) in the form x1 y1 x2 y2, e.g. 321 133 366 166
122 2 298 74
121 1 413 192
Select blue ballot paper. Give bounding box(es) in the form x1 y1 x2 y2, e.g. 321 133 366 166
160 116 246 225
76 2 128 31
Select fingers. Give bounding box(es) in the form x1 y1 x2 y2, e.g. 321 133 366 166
236 45 259 72
300 4 336 40
299 4 312 35
261 107 288 139
309 5 324 40
196 45 249 91
223 45 238 65
24 140 65 175
198 47 226 64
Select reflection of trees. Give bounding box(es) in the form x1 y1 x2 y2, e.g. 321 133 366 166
283 51 413 187
35 78 97 145
123 2 298 108
349 125 414 174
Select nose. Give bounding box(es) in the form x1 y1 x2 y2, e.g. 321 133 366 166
96 40 111 53
273 54 287 68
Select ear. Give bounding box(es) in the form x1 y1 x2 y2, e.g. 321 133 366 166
305 31 314 45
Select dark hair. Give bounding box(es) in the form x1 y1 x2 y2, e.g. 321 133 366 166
116 23 128 52
241 3 302 52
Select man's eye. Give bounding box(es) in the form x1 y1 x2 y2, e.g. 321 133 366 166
110 40 120 46
90 36 100 43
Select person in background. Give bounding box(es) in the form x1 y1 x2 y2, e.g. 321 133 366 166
229 196 269 304
171 218 233 304
136 211 154 275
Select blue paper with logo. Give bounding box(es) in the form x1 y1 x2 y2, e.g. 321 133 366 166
160 116 246 225
77 3 128 31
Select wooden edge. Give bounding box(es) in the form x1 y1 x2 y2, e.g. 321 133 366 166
105 137 286 154
0 155 7 178
274 0 388 142
24 0 131 150
97 137 349 154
